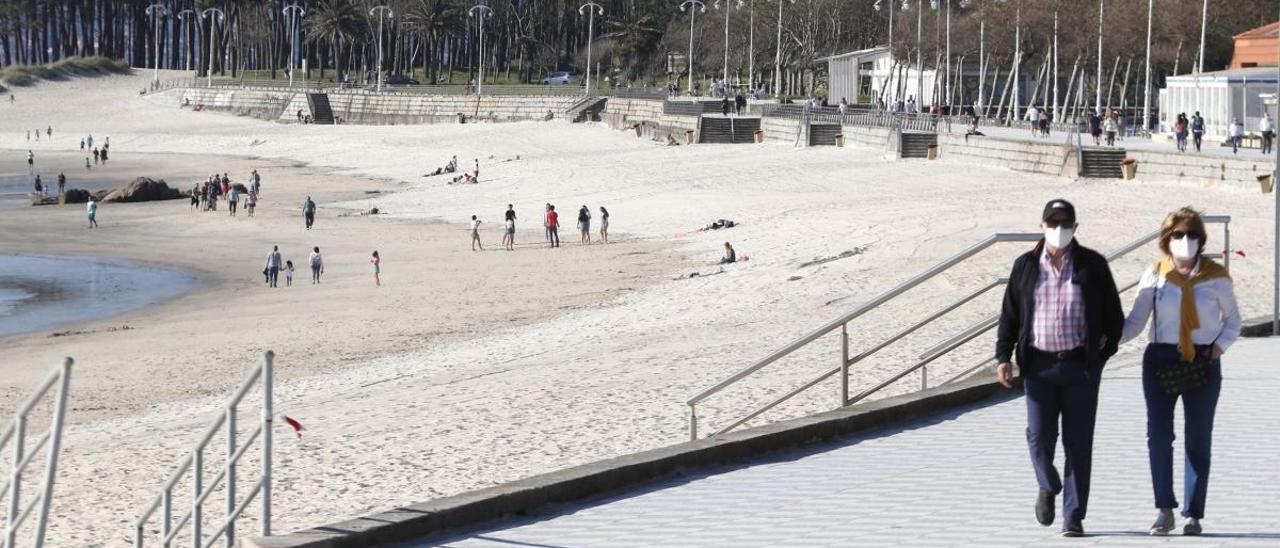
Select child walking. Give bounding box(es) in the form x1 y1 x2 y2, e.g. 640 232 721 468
285 260 295 287
370 251 381 286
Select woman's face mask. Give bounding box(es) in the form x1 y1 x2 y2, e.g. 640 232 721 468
1170 233 1200 260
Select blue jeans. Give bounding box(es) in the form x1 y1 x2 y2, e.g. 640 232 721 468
1142 343 1221 519
1023 350 1101 522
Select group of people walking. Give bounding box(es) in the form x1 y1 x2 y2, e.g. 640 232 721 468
262 245 381 287
997 200 1239 538
471 203 609 251
31 172 67 199
79 134 110 167
1087 110 1125 147
192 170 262 217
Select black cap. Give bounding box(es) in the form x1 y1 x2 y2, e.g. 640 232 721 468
1042 199 1076 223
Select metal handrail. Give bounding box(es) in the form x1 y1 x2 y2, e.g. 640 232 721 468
2 358 72 548
135 351 274 548
688 216 1232 440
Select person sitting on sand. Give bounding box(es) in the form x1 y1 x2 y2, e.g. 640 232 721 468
470 215 484 251
719 242 737 265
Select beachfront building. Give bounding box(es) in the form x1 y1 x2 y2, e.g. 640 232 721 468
822 46 1029 112
1159 68 1279 140
1230 22 1279 69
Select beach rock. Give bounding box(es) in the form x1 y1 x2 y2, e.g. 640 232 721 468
101 177 181 203
60 189 91 204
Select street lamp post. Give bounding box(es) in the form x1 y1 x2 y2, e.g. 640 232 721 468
579 2 604 95
1096 0 1104 114
283 3 306 87
680 1 707 94
370 5 394 92
146 3 169 89
201 8 226 87
1273 0 1279 335
1141 0 1153 133
772 0 793 97
714 0 742 90
469 3 493 96
177 9 195 73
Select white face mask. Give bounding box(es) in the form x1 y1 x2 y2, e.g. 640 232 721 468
1044 226 1075 249
1170 236 1200 260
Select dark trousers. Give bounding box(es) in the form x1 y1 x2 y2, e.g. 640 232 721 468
229 201 237 215
1193 132 1203 151
305 211 315 229
547 227 559 247
1142 343 1221 519
1263 131 1274 155
268 266 280 287
311 265 321 283
1023 349 1101 522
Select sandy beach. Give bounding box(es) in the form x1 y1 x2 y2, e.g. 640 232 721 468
2 71 1277 546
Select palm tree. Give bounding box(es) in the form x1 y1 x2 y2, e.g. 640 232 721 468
306 0 366 81
403 0 463 84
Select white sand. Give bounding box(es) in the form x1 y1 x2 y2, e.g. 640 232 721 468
2 71 1276 546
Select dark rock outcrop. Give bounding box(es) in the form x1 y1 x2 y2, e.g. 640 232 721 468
101 177 181 203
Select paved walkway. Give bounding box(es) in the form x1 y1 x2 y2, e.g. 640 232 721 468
405 338 1280 547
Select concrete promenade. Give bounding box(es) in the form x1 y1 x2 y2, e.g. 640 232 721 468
406 338 1280 547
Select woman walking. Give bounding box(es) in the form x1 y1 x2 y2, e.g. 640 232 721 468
1104 111 1119 147
599 206 610 243
1174 114 1188 153
577 205 592 244
370 251 381 286
309 247 324 284
1120 208 1240 537
470 215 483 251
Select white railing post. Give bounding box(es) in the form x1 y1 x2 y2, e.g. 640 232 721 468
260 351 273 537
688 405 698 441
161 490 171 548
191 450 202 548
5 415 24 548
224 407 235 548
32 358 71 548
839 325 850 406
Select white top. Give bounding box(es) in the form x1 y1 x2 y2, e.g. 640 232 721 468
470 219 481 230
1261 117 1273 132
1026 106 1039 121
1229 123 1242 137
309 252 323 269
1120 260 1242 352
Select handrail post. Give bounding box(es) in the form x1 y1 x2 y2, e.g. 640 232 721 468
261 352 273 537
191 449 202 548
1223 220 1231 272
688 405 698 441
839 325 850 406
224 407 236 547
921 364 928 391
6 415 25 548
33 358 72 548
161 489 171 548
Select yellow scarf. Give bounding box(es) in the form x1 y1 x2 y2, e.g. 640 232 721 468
1157 257 1230 361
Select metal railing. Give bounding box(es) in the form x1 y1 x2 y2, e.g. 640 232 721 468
2 358 72 548
170 78 585 98
686 217 1231 440
135 352 274 548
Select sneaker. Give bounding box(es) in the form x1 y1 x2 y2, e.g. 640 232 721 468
1035 490 1056 527
1149 509 1175 536
1183 517 1203 536
1061 517 1085 537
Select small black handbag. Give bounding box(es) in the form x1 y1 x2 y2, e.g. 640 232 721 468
1152 287 1214 397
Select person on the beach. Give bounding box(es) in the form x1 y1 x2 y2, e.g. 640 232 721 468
309 247 324 283
26 150 33 171
86 198 99 228
719 242 737 264
191 185 201 210
34 175 43 198
473 158 480 183
503 204 517 251
1026 104 1041 138
80 138 85 150
57 173 65 196
370 251 381 286
599 206 610 243
578 205 592 244
100 146 108 163
470 215 484 251
246 191 257 217
93 148 100 165
284 260 295 287
250 169 261 195
46 126 51 138
266 246 283 288
86 135 93 149
209 185 218 211
220 174 229 197
228 186 239 216
721 96 731 116
302 196 317 230
546 205 560 248
995 199 1124 538
1118 207 1240 537
33 128 39 142
84 156 91 170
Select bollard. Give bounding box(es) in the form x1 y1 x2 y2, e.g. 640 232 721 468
1259 173 1274 194
754 129 764 144
686 129 695 145
456 112 466 124
836 134 845 147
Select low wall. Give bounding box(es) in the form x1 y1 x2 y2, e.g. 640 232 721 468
760 117 802 144
936 133 1074 177
1125 149 1274 191
601 98 698 143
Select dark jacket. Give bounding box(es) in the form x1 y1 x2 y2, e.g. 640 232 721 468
995 240 1125 372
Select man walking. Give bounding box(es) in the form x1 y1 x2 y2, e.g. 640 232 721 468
504 204 517 251
545 204 560 248
266 246 283 288
302 196 317 230
996 199 1124 538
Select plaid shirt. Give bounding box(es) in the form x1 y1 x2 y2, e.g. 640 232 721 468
1031 245 1086 352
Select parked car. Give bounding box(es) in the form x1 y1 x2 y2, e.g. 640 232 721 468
540 72 577 86
385 74 420 86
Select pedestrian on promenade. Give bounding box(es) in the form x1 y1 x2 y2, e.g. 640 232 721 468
546 205 560 248
266 246 283 288
1190 112 1205 152
302 196 317 229
370 251 381 286
1104 112 1119 147
1174 114 1188 153
1027 104 1041 138
1228 118 1242 155
995 199 1124 538
1119 208 1239 537
578 205 592 244
57 172 65 196
1089 112 1103 146
503 204 517 251
309 247 324 284
599 206 610 243
1260 112 1273 155
87 197 99 228
470 215 484 251
1040 109 1051 137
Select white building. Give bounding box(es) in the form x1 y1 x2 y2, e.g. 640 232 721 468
1159 67 1280 139
823 46 1032 111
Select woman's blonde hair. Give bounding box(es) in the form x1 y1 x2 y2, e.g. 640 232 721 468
1158 207 1208 257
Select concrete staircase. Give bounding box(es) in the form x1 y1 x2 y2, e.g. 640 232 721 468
899 131 937 158
307 93 335 125
809 123 842 146
567 96 609 122
1079 147 1126 178
698 116 761 144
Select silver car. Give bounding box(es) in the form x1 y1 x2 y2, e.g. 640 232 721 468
541 72 577 85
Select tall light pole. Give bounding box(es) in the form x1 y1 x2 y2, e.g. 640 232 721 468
1053 6 1059 122
1141 0 1153 133
146 3 169 89
201 8 226 87
579 2 604 95
714 0 742 89
1096 0 1104 114
469 3 493 96
177 9 195 72
370 5 394 92
680 1 707 94
284 3 306 87
1273 0 1279 335
1011 0 1021 123
874 0 894 103
772 0 793 96
747 1 755 89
